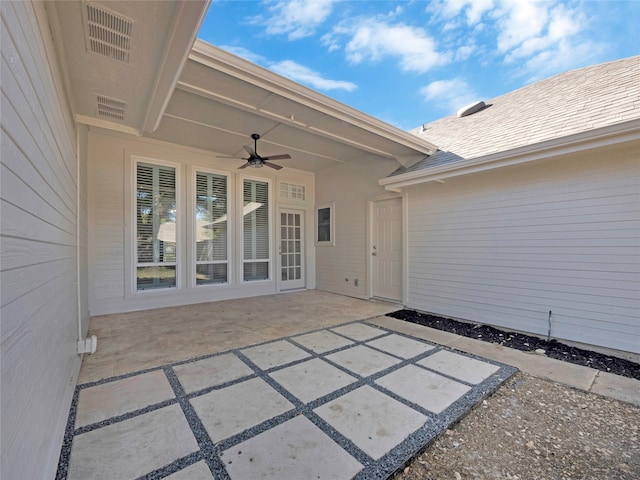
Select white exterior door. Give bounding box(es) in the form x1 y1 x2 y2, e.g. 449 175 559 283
372 197 402 301
278 208 305 290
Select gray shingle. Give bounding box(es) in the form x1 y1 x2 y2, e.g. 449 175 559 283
395 56 640 177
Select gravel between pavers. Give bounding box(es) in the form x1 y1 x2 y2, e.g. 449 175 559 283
393 372 640 480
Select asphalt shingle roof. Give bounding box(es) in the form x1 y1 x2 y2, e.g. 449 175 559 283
393 55 640 177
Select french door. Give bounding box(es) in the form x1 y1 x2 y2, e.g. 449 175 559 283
278 208 305 290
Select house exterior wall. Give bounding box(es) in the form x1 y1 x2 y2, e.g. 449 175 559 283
315 156 400 299
87 129 316 315
0 2 86 479
403 144 640 354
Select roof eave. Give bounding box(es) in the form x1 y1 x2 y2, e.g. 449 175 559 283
379 118 640 190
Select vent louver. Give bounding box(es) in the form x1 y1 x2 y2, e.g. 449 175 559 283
96 95 126 120
84 2 132 63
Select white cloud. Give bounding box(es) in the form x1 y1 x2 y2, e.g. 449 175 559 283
430 0 601 78
262 0 337 40
330 18 448 73
420 78 480 114
430 0 494 25
270 60 357 91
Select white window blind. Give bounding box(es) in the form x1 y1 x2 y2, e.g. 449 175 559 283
243 179 269 281
195 172 228 285
136 162 177 290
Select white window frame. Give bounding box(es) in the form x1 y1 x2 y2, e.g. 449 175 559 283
191 167 232 288
315 202 335 246
240 175 272 283
129 156 182 295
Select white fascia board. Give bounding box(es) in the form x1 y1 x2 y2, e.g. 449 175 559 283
189 40 438 156
141 1 211 133
379 119 640 190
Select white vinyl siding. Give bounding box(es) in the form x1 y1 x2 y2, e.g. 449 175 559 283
404 152 640 354
135 161 178 290
315 157 399 298
0 2 85 479
243 178 270 281
195 171 228 285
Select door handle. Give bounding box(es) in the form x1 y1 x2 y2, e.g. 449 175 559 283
372 252 377 256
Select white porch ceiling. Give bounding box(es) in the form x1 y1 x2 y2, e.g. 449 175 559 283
47 1 437 173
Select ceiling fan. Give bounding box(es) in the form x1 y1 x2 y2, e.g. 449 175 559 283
218 134 291 170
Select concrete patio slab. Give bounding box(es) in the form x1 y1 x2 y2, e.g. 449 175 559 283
59 299 517 480
173 352 254 394
367 333 435 359
75 369 174 428
377 365 471 414
327 345 402 377
164 461 214 480
270 358 356 403
292 329 355 353
418 350 500 384
222 416 363 480
190 377 294 442
67 404 198 480
241 339 311 370
331 323 386 341
314 385 427 460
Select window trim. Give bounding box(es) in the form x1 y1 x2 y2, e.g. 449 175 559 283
191 167 232 288
315 202 335 246
129 155 182 295
240 175 272 283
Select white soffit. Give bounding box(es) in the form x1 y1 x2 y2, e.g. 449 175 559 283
46 0 210 134
153 39 437 170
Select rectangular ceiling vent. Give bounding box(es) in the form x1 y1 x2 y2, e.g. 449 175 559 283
84 2 132 63
96 95 126 121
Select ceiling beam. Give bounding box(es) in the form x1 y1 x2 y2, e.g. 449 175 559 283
141 0 210 133
162 113 347 164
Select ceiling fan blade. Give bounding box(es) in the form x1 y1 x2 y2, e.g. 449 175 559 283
262 154 291 161
237 163 250 169
216 155 242 159
243 145 257 157
263 161 283 170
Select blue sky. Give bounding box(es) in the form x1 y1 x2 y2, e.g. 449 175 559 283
198 0 639 130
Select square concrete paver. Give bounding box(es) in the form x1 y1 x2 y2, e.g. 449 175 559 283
331 323 385 341
326 345 402 377
367 334 434 359
418 350 500 384
377 365 471 414
67 404 198 480
190 377 294 442
165 461 214 480
173 353 254 394
241 340 311 369
315 386 428 460
75 370 175 428
292 330 354 353
222 415 363 480
270 358 356 403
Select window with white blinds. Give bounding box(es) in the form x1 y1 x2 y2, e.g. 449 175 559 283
195 171 228 285
243 179 269 281
136 162 177 290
